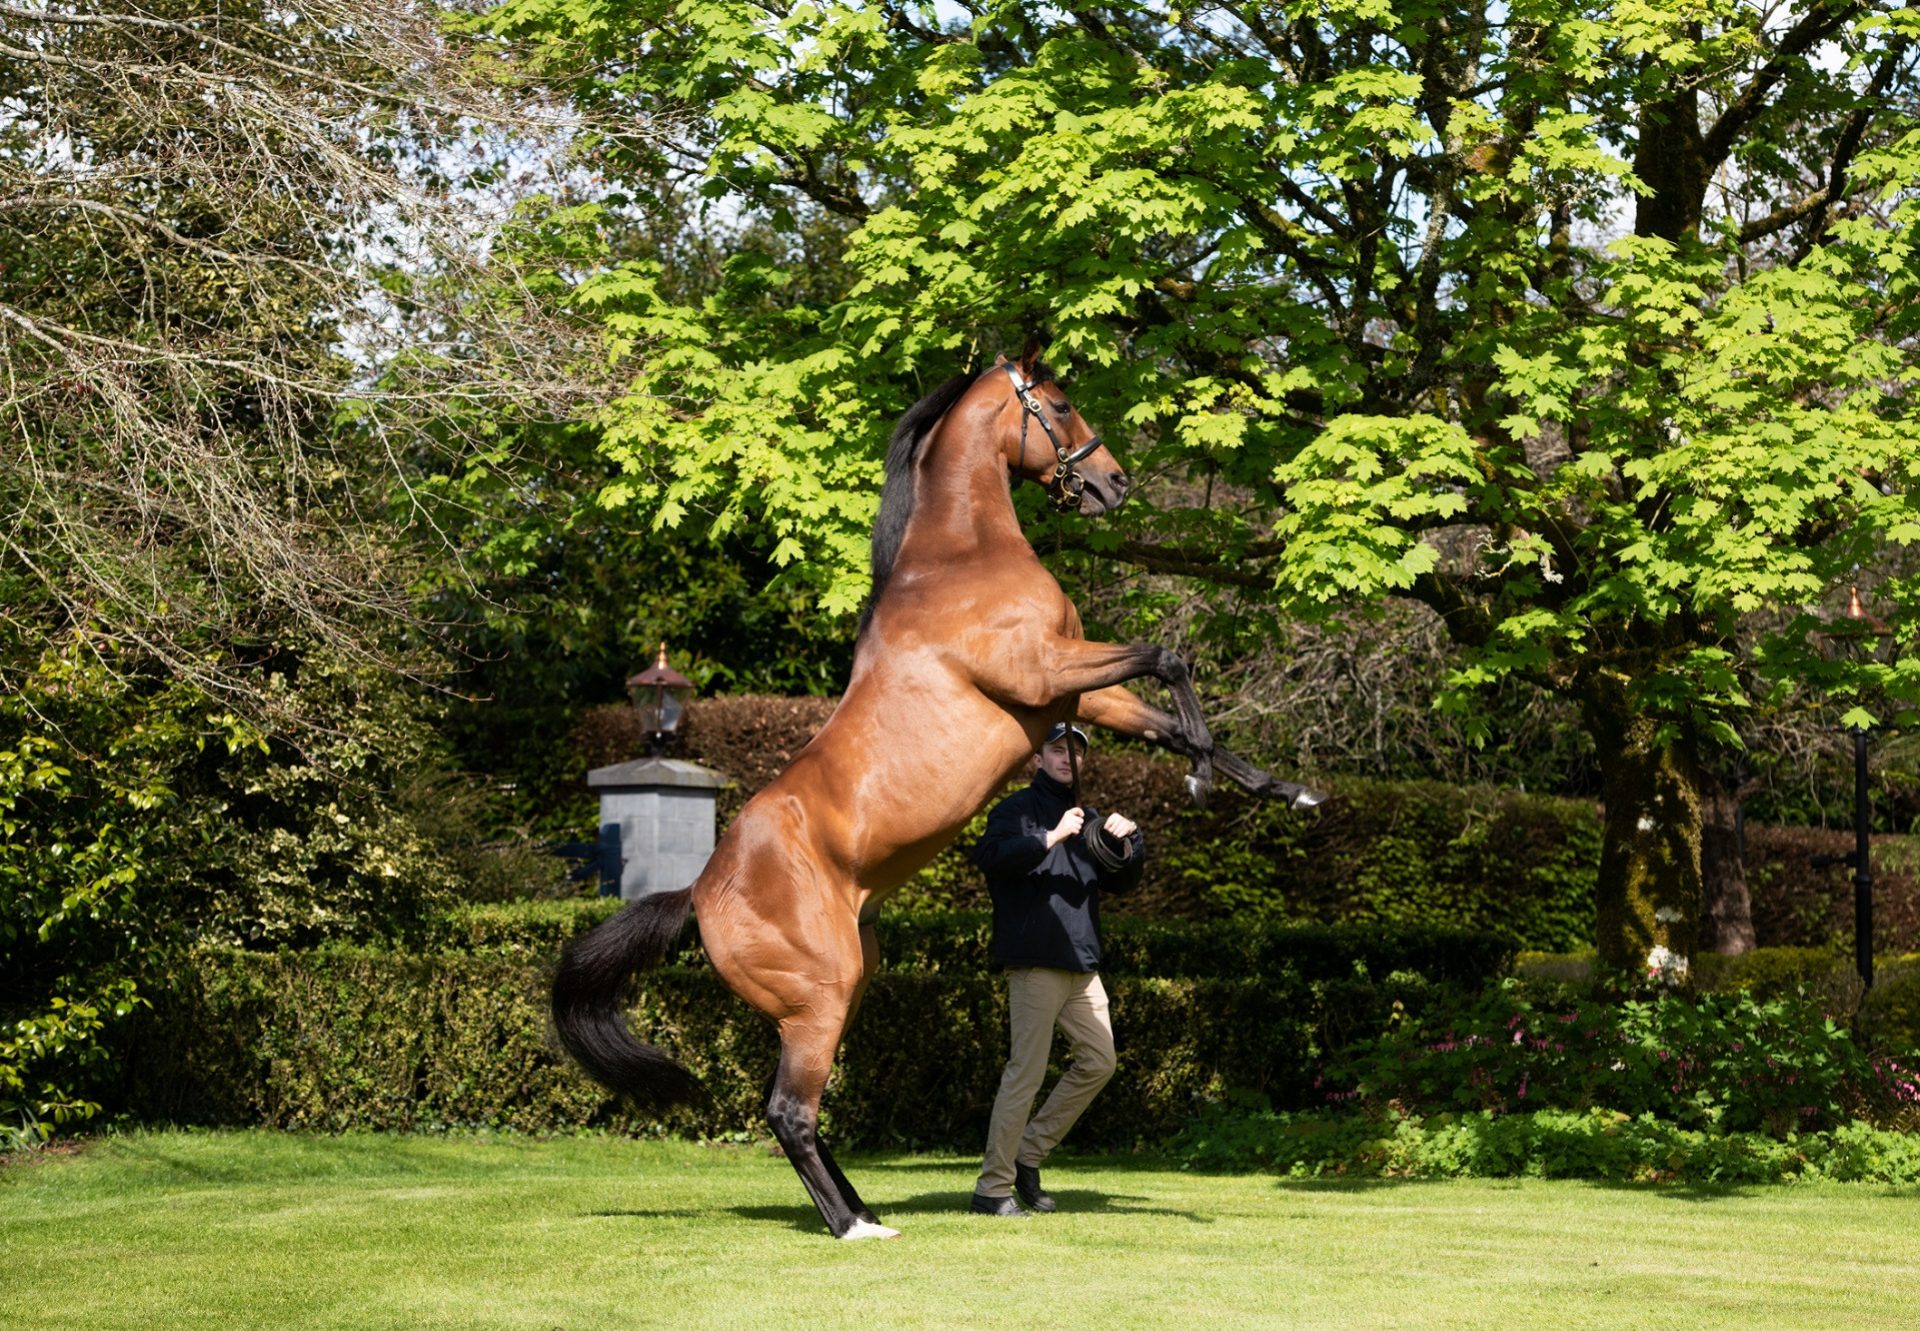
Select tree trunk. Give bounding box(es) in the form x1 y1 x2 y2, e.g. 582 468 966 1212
1699 770 1756 955
1584 691 1706 977
1633 43 1706 242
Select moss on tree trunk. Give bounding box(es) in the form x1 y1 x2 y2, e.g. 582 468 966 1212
1584 690 1705 977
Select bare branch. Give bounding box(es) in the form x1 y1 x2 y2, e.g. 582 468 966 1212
0 0 657 720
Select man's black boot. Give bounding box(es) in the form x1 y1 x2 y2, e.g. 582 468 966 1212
1013 1163 1056 1214
969 1191 1028 1218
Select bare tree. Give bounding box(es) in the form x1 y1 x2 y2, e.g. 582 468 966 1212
0 0 641 712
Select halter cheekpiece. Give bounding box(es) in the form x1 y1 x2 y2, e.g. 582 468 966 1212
1004 363 1103 512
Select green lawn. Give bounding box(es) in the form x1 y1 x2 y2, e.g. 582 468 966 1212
2 1131 1916 1330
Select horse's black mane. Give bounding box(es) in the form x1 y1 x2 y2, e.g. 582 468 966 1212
856 362 1054 640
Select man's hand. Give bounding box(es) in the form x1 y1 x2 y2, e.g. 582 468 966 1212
1045 807 1086 848
1102 812 1137 842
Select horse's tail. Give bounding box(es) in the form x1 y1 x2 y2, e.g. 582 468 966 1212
551 887 704 1112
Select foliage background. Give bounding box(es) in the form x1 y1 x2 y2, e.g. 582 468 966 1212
11 0 1920 1151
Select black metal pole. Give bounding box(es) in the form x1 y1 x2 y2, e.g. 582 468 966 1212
1853 725 1874 990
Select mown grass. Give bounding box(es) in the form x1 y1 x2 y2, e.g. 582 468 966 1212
2 1131 1916 1330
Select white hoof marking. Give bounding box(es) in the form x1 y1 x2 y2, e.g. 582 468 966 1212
841 1220 900 1241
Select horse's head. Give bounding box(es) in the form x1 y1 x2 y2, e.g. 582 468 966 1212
992 352 1130 516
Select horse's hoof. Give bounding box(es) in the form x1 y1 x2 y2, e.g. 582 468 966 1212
840 1219 901 1241
1289 787 1327 811
1184 774 1210 809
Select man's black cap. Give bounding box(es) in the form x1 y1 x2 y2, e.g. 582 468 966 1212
1042 723 1090 750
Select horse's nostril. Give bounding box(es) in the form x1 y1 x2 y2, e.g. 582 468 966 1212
1115 472 1131 490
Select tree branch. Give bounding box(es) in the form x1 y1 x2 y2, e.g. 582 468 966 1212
1700 1 1867 169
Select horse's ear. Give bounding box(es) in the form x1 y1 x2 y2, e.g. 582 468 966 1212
1018 332 1048 377
992 352 1007 368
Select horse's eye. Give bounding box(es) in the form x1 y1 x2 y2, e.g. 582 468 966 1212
1053 400 1071 415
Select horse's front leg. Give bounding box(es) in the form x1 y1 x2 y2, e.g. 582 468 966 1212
1076 684 1325 810
1037 640 1214 803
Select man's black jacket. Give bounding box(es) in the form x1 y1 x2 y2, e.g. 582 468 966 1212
972 770 1145 972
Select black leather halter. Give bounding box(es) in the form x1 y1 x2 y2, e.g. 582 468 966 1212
1005 363 1103 512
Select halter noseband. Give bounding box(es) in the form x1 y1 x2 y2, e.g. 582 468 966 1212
1005 363 1103 512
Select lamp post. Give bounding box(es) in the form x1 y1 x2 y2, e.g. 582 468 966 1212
588 643 727 899
1814 585 1891 992
626 642 695 757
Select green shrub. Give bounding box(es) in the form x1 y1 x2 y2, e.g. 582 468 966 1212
1692 947 1852 998
504 695 1605 947
1328 978 1886 1135
427 899 626 955
1171 1105 1920 1184
450 695 1920 953
1 651 160 1143
1860 955 1920 1056
1 637 610 1146
470 692 1920 955
1518 946 1867 1010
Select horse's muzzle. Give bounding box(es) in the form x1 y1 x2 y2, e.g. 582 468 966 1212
1078 471 1129 515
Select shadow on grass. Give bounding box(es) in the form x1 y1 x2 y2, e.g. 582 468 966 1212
843 1151 1180 1174
583 1186 1212 1235
874 1187 1212 1222
727 1188 1214 1233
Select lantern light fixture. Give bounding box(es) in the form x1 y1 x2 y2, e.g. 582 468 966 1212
627 642 694 756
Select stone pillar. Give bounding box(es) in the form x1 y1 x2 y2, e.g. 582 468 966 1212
586 757 731 900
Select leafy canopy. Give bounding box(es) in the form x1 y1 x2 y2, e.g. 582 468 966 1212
487 0 1920 736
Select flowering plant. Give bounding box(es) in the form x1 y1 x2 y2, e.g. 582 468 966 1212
1328 978 1882 1135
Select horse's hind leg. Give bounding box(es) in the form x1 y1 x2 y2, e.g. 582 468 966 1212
763 921 882 1231
812 921 881 1225
766 1003 894 1240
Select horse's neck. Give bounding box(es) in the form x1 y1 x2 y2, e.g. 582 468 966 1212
903 431 1027 564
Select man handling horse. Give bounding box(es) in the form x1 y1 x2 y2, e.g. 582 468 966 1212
971 722 1142 1217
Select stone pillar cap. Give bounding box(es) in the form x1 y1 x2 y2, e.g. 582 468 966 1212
587 757 732 790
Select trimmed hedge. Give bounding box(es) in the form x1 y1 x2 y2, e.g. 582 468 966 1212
554 695 1920 952
1746 826 1920 954
115 915 1515 1148
1862 956 1920 1056
428 900 1518 984
119 954 1312 1148
561 696 1602 948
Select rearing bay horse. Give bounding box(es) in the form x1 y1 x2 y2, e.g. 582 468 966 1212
553 353 1318 1239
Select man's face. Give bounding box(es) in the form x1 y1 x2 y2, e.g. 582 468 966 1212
1034 737 1084 785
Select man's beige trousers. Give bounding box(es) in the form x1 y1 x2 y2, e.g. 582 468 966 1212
976 967 1116 1198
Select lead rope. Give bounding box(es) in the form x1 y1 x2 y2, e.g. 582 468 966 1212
1055 497 1076 812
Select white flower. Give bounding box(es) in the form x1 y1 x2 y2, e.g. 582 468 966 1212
1653 906 1684 924
1645 945 1690 984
